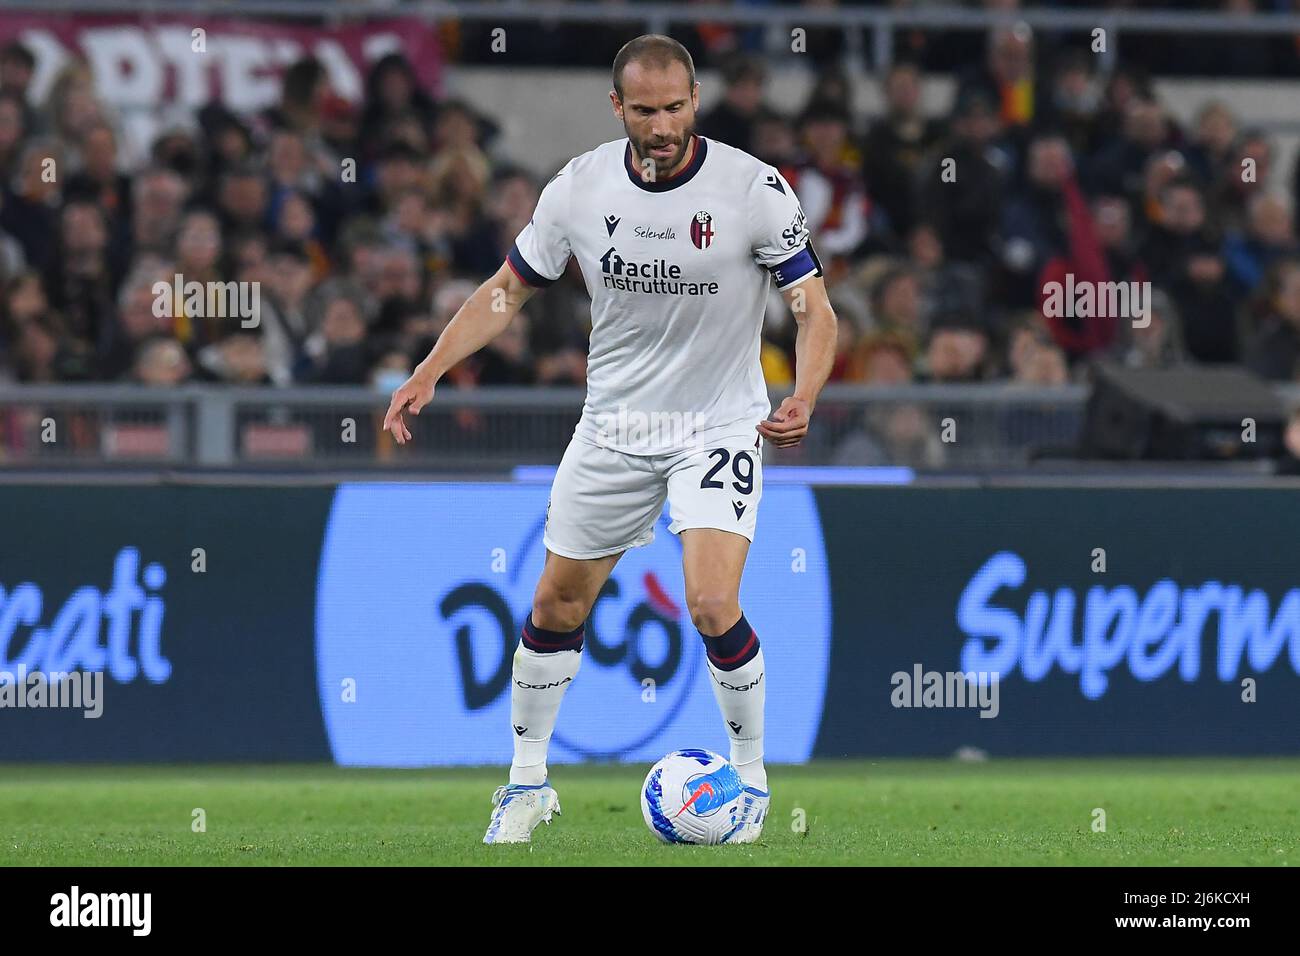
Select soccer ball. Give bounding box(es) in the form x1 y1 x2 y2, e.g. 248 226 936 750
640 748 746 844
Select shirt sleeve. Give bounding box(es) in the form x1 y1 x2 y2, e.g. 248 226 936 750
507 165 572 287
748 165 823 292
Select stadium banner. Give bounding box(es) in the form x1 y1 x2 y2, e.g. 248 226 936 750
314 483 832 767
0 14 441 113
0 486 333 761
2 483 1299 762
815 487 1300 757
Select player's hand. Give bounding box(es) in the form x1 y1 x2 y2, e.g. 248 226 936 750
383 370 437 445
757 396 812 448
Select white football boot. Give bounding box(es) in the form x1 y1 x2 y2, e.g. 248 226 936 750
482 781 561 844
724 785 770 844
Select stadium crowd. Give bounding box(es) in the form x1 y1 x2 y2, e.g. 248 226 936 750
0 14 1299 421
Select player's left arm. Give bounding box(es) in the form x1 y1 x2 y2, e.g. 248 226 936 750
757 273 837 448
748 165 837 448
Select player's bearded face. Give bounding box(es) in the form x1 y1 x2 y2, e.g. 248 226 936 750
627 119 696 178
615 64 698 178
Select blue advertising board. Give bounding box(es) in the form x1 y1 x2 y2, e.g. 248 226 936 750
315 483 832 766
2 482 1298 762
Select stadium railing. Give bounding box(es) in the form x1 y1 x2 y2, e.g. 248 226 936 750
1 382 1295 471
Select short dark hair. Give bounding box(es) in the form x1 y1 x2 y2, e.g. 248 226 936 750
612 34 695 101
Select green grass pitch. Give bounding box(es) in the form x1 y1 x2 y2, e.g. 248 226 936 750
2 759 1296 866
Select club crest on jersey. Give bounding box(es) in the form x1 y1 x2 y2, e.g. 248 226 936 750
689 210 715 250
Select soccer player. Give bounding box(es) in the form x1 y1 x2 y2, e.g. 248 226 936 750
383 35 837 845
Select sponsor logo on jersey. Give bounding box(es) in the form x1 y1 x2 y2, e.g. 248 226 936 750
633 224 676 240
690 210 715 249
782 209 808 249
604 214 620 236
599 247 719 296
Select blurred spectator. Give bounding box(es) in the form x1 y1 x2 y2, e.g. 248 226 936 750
917 88 1008 266
151 122 203 183
216 165 270 234
1143 176 1240 362
1183 101 1238 188
1011 336 1069 386
170 209 227 348
832 330 944 468
1087 97 1174 213
65 121 131 227
1111 288 1188 370
197 105 255 190
45 199 114 351
453 168 537 281
262 240 322 384
957 22 1039 133
1039 50 1101 157
475 313 536 386
863 62 943 238
1030 147 1152 360
751 111 798 169
196 333 270 384
45 61 104 155
698 54 766 154
1001 133 1076 308
1223 193 1297 298
786 102 881 268
1243 258 1300 381
2 138 65 273
360 54 439 163
101 265 177 380
925 318 993 383
302 289 372 384
866 263 926 345
132 337 192 386
0 41 37 133
1089 66 1156 155
130 167 189 258
1214 129 1272 234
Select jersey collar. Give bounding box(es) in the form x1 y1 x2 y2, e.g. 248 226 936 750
624 135 708 192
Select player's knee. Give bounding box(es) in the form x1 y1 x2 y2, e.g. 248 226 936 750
532 588 589 632
687 592 740 637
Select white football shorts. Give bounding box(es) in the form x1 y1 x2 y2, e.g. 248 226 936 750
542 434 765 559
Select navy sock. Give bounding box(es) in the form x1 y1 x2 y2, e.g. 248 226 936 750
700 613 759 671
521 611 585 653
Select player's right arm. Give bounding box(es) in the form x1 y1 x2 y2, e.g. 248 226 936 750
383 263 536 444
384 164 573 444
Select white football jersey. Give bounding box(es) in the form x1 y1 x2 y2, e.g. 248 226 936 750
508 135 821 456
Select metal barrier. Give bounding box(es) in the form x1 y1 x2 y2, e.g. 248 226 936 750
2 382 1294 471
